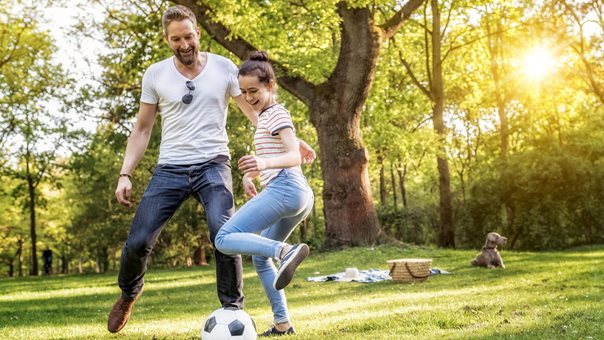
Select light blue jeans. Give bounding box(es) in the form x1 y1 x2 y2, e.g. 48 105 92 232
215 168 314 324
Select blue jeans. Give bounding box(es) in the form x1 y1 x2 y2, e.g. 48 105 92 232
117 155 244 309
215 168 314 323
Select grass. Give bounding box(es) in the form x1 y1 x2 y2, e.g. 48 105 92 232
1 244 603 339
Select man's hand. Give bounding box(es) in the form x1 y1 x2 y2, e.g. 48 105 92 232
242 174 258 198
298 139 316 164
115 177 133 208
238 155 267 173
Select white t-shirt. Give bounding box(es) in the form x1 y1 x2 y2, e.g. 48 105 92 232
140 53 241 164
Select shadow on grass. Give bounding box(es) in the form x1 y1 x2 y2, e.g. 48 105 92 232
1 244 603 339
477 306 604 339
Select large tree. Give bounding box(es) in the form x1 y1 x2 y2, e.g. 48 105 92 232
398 0 456 246
172 0 425 247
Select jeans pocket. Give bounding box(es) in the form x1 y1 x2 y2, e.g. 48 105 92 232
210 154 231 168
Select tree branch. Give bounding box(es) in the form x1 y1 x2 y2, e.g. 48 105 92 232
380 0 426 40
0 21 29 69
423 3 433 92
441 1 454 40
171 0 316 105
398 50 432 100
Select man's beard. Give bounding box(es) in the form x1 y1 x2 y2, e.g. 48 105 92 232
175 48 198 66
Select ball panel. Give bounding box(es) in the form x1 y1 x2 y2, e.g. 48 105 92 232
202 324 231 340
228 319 245 336
234 309 256 331
204 316 217 333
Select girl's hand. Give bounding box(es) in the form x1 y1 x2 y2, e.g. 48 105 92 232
242 174 258 198
238 155 267 173
298 139 316 164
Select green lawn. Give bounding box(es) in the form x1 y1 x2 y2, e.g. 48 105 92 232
1 245 603 339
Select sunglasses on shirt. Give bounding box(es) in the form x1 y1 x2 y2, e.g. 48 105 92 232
182 80 195 104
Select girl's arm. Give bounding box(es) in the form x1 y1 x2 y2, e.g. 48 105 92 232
238 128 301 172
242 171 259 198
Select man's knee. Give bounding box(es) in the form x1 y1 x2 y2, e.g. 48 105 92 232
124 234 154 258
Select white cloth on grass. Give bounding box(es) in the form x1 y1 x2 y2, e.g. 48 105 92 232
305 268 451 283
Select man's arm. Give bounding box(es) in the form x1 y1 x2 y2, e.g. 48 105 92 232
115 102 158 208
233 94 258 126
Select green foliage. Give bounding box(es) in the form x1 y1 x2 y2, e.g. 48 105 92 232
204 0 340 83
362 0 604 252
5 0 604 275
0 2 74 275
458 110 604 250
377 205 435 245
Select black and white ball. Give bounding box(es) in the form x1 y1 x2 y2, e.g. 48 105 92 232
201 307 257 340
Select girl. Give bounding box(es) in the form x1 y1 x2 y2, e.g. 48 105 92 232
214 51 314 336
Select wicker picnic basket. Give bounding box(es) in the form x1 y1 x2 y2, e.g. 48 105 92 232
387 258 432 283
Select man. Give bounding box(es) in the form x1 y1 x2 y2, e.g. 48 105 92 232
42 246 52 275
107 5 315 334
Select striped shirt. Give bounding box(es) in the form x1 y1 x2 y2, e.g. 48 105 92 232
254 103 302 186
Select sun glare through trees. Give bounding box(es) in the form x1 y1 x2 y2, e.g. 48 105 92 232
521 45 558 81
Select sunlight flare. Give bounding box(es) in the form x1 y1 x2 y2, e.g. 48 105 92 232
522 46 557 80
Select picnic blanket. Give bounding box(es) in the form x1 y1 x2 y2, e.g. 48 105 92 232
305 268 451 283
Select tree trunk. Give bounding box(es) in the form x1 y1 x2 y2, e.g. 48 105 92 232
26 153 38 276
308 4 385 247
431 0 455 247
379 160 386 206
193 246 209 266
61 250 68 274
313 95 380 247
582 211 593 243
300 218 308 241
17 238 23 277
458 169 466 202
390 163 398 211
398 162 408 208
486 13 515 242
311 199 317 238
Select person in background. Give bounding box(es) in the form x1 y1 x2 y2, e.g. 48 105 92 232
42 246 52 275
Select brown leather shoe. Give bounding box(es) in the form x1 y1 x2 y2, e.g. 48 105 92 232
107 290 142 333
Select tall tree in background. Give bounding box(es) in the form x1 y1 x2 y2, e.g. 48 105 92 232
482 2 517 245
399 0 456 247
172 0 425 247
0 4 71 275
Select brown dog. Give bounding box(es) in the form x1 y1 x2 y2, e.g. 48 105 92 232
471 232 507 269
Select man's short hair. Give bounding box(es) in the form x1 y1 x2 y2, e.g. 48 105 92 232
162 5 197 35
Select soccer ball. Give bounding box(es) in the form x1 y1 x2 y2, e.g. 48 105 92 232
201 307 257 340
